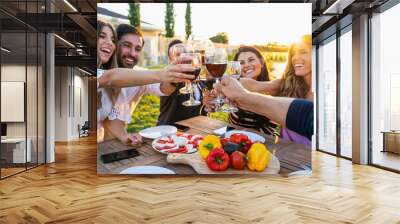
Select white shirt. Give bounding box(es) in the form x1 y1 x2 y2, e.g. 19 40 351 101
96 69 165 142
112 84 165 125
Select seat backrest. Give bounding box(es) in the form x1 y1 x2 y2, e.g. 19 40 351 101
82 121 90 129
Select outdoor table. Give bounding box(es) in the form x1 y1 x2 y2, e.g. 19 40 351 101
97 116 311 176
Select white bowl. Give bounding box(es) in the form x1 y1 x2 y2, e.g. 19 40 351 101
138 125 177 139
225 130 265 143
120 166 175 174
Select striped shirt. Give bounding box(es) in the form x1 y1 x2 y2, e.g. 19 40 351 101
228 108 279 136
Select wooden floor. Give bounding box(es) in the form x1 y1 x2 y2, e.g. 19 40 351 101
1 167 26 178
1 135 400 223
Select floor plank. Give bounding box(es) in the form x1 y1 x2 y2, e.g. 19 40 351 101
0 135 399 223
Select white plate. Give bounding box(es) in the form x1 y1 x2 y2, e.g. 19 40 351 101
138 125 177 139
225 130 265 143
152 134 196 155
120 166 175 174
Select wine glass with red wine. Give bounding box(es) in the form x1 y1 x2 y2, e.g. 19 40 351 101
170 44 194 94
221 61 241 112
179 52 202 107
205 47 228 109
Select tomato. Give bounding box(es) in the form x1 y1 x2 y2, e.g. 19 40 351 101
230 151 246 170
205 148 229 171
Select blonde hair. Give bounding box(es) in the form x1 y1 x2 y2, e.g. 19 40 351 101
97 20 120 109
278 35 312 98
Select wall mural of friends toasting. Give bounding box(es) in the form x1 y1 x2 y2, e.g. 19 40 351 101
97 2 313 175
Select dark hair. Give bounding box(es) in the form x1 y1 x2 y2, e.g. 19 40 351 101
97 20 117 69
233 46 269 81
167 39 183 59
116 23 144 46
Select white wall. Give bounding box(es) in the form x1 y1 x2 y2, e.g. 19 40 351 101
54 66 89 141
1 65 32 138
54 66 69 141
1 64 46 164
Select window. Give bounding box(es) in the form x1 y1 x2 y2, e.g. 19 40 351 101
370 3 400 171
339 28 352 158
317 36 337 154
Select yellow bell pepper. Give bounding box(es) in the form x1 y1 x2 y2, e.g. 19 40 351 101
247 143 271 172
198 135 221 159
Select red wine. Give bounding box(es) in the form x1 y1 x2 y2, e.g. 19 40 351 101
178 59 201 80
187 68 201 80
206 63 227 78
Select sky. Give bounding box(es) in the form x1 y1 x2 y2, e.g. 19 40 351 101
98 3 311 46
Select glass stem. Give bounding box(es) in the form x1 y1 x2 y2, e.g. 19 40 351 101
189 83 194 103
185 81 189 91
215 78 222 104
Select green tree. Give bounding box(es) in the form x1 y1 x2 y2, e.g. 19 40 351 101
128 3 141 30
209 32 229 44
165 3 175 38
185 3 192 40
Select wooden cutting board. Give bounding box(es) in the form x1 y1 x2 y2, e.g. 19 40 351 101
167 151 280 175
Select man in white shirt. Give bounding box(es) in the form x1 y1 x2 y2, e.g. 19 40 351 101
103 24 178 145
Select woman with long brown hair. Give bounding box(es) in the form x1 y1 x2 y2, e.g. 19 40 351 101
97 19 122 143
97 20 195 143
277 35 312 144
278 35 312 99
203 46 279 135
229 46 278 135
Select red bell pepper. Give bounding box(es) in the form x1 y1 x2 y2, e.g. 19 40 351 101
229 133 252 153
220 137 230 148
229 133 247 144
206 148 230 171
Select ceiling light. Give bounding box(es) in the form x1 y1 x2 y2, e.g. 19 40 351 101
63 0 78 12
54 34 75 48
1 47 11 53
323 0 355 15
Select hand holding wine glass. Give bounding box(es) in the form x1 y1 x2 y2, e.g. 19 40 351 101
178 52 202 107
159 64 196 84
171 44 194 94
221 61 241 112
204 47 228 110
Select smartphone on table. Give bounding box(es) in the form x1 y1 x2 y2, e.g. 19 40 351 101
101 148 140 164
173 123 190 132
212 126 236 136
